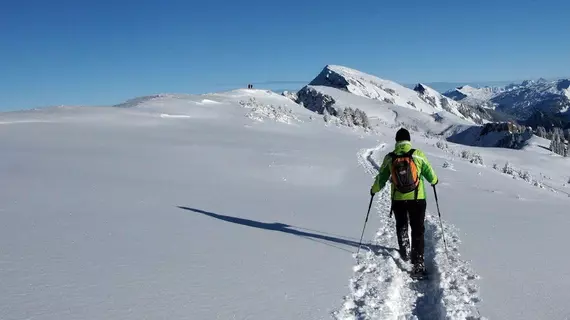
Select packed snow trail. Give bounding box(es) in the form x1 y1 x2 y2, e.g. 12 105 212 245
333 145 484 320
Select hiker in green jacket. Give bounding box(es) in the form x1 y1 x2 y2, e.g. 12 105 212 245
370 128 438 276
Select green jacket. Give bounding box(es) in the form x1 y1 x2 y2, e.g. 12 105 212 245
371 141 438 200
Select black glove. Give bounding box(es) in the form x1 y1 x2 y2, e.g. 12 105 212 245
431 179 438 186
370 188 376 196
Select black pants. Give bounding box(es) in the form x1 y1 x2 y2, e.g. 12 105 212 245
392 200 426 265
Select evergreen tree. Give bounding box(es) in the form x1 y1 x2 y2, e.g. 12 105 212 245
355 109 371 129
553 127 564 141
549 131 568 156
503 161 514 175
323 108 331 123
555 127 564 135
549 139 555 153
340 107 354 127
536 126 547 138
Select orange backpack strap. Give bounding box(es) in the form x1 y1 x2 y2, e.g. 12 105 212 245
408 149 419 200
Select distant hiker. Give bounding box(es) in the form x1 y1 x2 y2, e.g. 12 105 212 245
370 128 438 277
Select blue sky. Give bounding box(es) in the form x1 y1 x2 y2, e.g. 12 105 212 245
1 0 569 111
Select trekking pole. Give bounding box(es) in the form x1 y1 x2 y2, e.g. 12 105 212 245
357 195 375 255
432 185 450 261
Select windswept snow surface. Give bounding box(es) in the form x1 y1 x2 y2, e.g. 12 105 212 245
1 88 570 319
0 90 376 320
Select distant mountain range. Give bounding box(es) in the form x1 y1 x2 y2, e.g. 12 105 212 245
278 65 570 130
404 81 518 94
443 79 570 128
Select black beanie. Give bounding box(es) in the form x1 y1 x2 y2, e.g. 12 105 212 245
395 128 411 142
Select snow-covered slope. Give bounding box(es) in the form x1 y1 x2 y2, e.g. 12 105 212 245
447 122 534 149
306 65 485 123
445 85 504 103
297 85 472 135
413 83 493 124
1 88 570 320
0 90 365 320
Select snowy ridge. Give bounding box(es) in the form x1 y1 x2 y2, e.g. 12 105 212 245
333 145 483 320
317 65 435 114
307 65 483 124
239 97 302 124
112 94 187 108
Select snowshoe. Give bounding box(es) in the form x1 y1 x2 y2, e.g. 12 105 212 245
399 247 409 262
410 263 428 280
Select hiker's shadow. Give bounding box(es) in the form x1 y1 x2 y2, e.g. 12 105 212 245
178 206 398 254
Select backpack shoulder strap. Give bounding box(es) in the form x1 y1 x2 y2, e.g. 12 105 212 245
408 149 419 200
